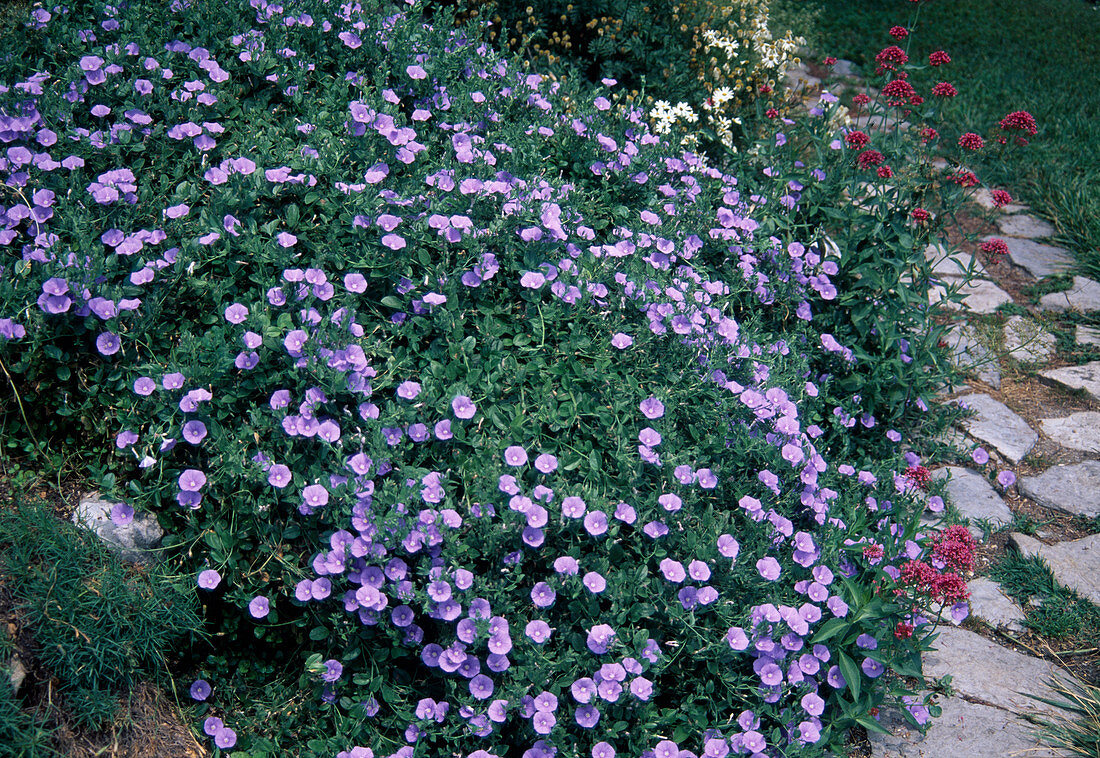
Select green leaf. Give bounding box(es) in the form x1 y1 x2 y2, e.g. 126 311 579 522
839 651 862 702
381 296 403 309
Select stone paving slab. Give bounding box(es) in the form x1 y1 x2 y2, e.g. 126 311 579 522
990 236 1073 279
1010 532 1100 605
953 393 1038 463
972 187 1026 213
1019 461 1100 518
966 576 1025 632
926 243 986 279
924 627 1078 718
870 695 1066 758
997 213 1057 239
1003 315 1056 365
1039 276 1100 313
1077 325 1100 347
1039 414 1100 454
930 278 1013 314
931 466 1013 527
944 324 1001 389
1041 361 1100 403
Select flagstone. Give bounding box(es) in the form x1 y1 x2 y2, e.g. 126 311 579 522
952 393 1038 463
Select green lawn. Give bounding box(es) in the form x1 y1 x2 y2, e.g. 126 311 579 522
800 0 1100 278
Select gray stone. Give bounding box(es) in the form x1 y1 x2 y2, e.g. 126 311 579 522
1039 414 1100 454
1019 461 1100 517
944 323 1001 389
8 655 27 695
972 187 1026 213
1002 315 1057 365
1010 532 1100 605
1039 276 1100 313
71 496 163 563
1041 361 1100 402
931 466 1013 527
926 243 986 279
1077 325 1100 347
997 213 1057 239
870 695 1065 758
924 626 1079 718
930 278 1013 314
784 68 820 92
953 393 1038 463
966 576 1025 631
831 59 859 78
990 236 1074 279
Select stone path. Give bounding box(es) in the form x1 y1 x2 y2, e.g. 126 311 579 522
789 58 1100 758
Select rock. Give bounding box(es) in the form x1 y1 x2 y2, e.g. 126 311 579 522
1002 315 1057 365
1019 461 1100 517
931 466 1013 527
1039 276 1100 313
870 695 1064 758
71 496 163 563
989 236 1074 279
926 243 986 279
944 323 1001 389
924 626 1080 718
8 654 27 694
952 393 1038 463
966 577 1025 631
831 59 859 78
1039 414 1100 454
1041 361 1100 403
971 187 1026 213
997 213 1057 239
930 278 1013 314
1010 532 1100 605
784 68 820 91
1077 325 1100 347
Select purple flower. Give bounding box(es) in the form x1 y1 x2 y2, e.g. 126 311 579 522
268 464 291 488
611 332 633 349
397 381 421 400
203 717 223 736
526 620 552 643
96 332 121 356
520 271 546 289
214 728 237 749
861 658 885 678
583 511 608 536
504 445 528 466
197 569 221 590
110 503 134 525
406 64 427 79
659 558 686 583
302 484 329 508
562 496 586 518
249 596 270 618
534 453 558 473
997 470 1016 487
639 397 665 419
583 572 606 594
322 659 343 682
530 582 556 608
382 233 406 249
614 502 636 523
190 679 211 700
554 556 579 575
277 232 297 247
133 377 156 396
452 395 476 419
183 420 207 444
756 556 781 581
575 705 600 728
972 447 990 465
592 742 616 758
178 469 207 492
469 674 494 700
224 302 248 323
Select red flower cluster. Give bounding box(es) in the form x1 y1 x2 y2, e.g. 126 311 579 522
950 170 979 187
920 127 939 144
765 108 779 119
904 465 931 489
959 132 984 151
932 525 976 572
933 573 969 603
874 45 909 73
889 25 909 39
857 149 885 169
877 165 893 179
991 189 1013 206
900 560 970 603
894 621 914 639
929 50 951 66
980 238 1010 260
931 82 957 97
852 93 871 106
911 208 931 223
882 77 917 106
999 110 1037 136
845 130 870 149
863 543 885 562
824 56 837 65
900 559 938 587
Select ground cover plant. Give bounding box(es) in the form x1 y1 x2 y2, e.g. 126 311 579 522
804 0 1100 280
0 0 1021 755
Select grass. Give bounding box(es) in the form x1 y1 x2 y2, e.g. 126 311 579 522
1028 675 1100 757
800 0 1100 280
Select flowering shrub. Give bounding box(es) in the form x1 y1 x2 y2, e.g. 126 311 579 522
0 0 979 756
